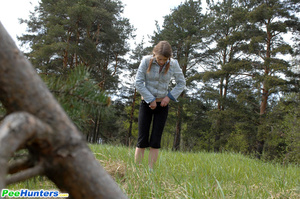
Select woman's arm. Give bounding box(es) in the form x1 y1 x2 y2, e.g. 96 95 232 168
135 57 156 103
168 60 186 101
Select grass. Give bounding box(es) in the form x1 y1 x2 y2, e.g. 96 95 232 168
7 144 300 199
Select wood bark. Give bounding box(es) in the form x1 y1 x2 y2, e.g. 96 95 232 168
0 22 127 198
173 103 182 151
127 88 137 146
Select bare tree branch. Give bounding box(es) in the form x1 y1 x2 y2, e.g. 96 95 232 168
0 112 52 189
8 156 32 174
6 164 45 186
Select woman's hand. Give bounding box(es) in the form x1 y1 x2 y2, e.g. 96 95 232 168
160 96 170 107
149 101 157 110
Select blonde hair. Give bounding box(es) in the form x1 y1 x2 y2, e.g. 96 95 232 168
147 41 173 74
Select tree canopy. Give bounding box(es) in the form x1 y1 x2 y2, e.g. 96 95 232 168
7 0 299 164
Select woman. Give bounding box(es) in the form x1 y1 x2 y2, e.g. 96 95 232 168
135 41 186 169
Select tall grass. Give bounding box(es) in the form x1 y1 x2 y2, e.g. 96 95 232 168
90 144 299 199
8 144 300 198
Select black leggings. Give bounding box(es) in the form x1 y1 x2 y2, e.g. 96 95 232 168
136 100 169 149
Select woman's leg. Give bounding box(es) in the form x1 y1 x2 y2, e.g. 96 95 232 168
136 101 152 148
148 147 159 169
149 104 169 149
148 105 168 169
135 147 145 164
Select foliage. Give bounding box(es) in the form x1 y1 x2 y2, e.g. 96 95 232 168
16 0 300 162
41 66 109 133
246 0 297 113
19 0 134 91
199 0 256 152
263 93 300 163
122 102 139 144
180 97 212 151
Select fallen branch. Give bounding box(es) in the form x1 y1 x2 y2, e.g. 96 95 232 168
0 112 53 189
8 156 32 174
6 163 45 185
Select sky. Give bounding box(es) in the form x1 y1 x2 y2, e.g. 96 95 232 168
0 0 186 50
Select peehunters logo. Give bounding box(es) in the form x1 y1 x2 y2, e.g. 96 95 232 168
1 189 69 198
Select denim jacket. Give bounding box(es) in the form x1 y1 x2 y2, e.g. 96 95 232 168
135 55 186 103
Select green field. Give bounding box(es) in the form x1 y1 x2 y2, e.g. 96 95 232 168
7 144 300 198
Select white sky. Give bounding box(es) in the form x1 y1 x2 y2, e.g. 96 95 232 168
0 0 186 50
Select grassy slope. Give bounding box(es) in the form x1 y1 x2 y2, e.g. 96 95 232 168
91 144 299 199
7 144 300 199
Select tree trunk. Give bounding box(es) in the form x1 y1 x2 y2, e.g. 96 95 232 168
172 54 187 151
260 87 269 115
127 88 137 146
214 117 221 152
256 23 272 156
0 22 127 198
93 111 102 144
173 103 182 151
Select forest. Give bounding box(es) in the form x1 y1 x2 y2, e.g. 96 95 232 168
1 0 299 164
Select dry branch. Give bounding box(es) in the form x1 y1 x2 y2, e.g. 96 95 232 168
6 164 45 186
0 112 52 190
8 156 33 174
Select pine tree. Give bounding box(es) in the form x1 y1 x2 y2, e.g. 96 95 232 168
246 0 297 114
244 0 298 156
19 0 134 92
152 0 205 150
201 0 252 151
